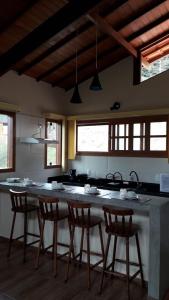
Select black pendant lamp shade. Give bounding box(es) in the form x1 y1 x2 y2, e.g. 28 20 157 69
70 47 82 103
70 84 82 103
90 72 102 91
90 27 102 91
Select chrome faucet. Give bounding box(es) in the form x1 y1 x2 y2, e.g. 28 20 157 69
113 172 123 181
129 170 139 183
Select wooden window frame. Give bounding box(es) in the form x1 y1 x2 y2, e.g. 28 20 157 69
0 110 15 173
76 120 109 156
44 118 62 169
76 115 168 158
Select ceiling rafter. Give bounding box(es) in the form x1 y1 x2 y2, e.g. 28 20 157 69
18 0 128 75
52 10 169 88
36 0 166 82
88 12 138 57
0 0 104 76
0 0 39 34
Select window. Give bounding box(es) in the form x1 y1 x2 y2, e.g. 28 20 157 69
141 54 169 82
0 111 15 172
76 116 168 157
77 122 109 153
45 119 62 168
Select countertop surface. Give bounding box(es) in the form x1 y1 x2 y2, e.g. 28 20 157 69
0 181 169 213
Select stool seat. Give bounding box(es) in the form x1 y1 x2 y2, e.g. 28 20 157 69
71 215 102 228
106 222 139 237
42 210 68 221
12 204 38 213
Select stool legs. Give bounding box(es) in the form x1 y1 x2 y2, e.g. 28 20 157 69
111 235 117 273
99 233 111 294
53 221 58 277
99 223 105 259
65 225 75 282
79 227 84 267
86 228 91 290
7 211 16 258
35 220 45 269
135 233 144 287
126 237 130 300
23 212 28 263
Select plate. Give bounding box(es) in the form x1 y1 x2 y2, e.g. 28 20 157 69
52 187 65 191
125 196 138 200
85 190 100 195
6 178 21 183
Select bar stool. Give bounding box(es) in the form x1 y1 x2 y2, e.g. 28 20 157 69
35 196 71 276
7 189 41 262
100 206 144 300
65 200 105 290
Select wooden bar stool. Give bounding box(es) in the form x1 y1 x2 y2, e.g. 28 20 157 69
35 196 71 277
7 189 41 263
65 200 105 290
100 206 144 300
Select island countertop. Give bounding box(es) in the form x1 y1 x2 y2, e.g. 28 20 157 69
0 181 169 300
0 181 168 213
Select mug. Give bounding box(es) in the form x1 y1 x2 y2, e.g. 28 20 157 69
89 186 97 193
127 191 136 198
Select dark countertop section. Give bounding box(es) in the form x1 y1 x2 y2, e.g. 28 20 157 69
47 174 169 198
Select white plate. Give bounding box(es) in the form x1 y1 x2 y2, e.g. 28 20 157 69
6 178 21 183
85 190 100 195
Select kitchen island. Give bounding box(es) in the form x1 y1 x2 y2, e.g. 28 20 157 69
0 182 169 300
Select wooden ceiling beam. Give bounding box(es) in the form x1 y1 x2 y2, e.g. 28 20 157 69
140 30 169 52
88 12 137 58
36 0 167 82
0 0 104 76
0 0 39 34
128 12 169 42
18 0 128 75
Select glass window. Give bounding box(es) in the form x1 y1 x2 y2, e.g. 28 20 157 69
0 112 15 171
77 124 108 152
45 120 62 168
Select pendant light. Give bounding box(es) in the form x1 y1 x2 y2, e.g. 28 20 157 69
90 27 102 91
70 47 82 103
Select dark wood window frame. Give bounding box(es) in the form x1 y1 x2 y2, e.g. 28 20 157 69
44 118 62 169
0 110 15 173
76 115 168 158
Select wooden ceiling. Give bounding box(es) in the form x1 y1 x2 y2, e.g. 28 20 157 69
0 0 169 90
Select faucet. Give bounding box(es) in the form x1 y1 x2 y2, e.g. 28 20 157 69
129 171 139 184
113 172 123 181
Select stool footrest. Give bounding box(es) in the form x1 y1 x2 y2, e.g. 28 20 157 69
90 259 103 270
129 269 141 282
27 239 40 247
115 258 140 267
82 249 103 257
27 232 40 238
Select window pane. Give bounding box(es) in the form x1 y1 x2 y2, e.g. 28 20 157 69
119 138 124 150
150 137 166 151
119 124 124 136
150 122 166 135
46 121 61 166
77 125 108 152
0 114 13 170
47 145 57 166
134 124 140 136
133 138 141 150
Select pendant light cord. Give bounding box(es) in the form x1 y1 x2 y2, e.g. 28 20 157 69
75 47 78 84
96 27 98 70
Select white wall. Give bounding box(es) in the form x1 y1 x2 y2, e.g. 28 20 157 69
0 71 67 182
66 57 169 182
64 57 169 115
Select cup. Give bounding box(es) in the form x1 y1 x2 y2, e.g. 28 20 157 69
120 188 127 199
89 186 97 193
52 181 57 189
23 178 33 186
127 191 136 199
84 184 90 193
56 182 63 189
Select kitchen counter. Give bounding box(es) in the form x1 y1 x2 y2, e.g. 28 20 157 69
0 181 169 300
